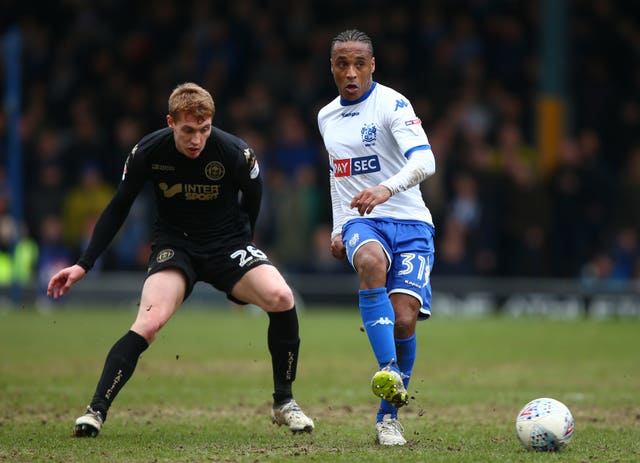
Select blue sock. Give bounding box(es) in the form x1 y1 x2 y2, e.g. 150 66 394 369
376 334 417 422
377 401 397 421
396 334 417 390
359 288 397 371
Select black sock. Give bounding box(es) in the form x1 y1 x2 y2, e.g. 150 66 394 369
267 307 300 405
89 330 149 421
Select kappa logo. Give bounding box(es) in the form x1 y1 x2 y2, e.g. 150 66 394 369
370 317 394 327
403 279 422 289
394 99 408 111
348 233 360 247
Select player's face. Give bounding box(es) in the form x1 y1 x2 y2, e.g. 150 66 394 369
330 41 375 101
167 112 212 159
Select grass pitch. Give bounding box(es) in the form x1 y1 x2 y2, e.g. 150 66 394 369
0 305 638 462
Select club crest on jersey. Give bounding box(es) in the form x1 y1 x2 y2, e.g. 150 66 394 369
205 161 225 181
360 123 377 146
333 155 381 177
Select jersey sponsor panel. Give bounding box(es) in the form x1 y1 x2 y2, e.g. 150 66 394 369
333 155 381 177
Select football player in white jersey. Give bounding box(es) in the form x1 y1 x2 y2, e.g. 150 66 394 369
318 29 436 446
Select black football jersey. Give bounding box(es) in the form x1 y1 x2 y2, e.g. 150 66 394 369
77 126 262 270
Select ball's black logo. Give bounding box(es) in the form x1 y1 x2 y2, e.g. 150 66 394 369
205 161 225 181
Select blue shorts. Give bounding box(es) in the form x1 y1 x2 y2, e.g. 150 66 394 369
342 218 435 320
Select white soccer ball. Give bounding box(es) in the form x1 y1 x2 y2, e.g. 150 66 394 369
515 397 575 451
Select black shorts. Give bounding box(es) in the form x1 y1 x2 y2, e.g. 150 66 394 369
146 238 273 303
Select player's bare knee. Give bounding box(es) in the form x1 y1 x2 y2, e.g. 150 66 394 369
394 310 418 338
394 319 414 338
262 285 294 312
356 250 387 272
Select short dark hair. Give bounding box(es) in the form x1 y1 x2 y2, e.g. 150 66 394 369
330 29 374 56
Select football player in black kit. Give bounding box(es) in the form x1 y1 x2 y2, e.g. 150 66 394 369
47 82 314 437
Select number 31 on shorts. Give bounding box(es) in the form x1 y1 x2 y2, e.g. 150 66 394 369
398 252 431 285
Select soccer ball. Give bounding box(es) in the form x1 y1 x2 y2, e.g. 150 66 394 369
515 397 574 451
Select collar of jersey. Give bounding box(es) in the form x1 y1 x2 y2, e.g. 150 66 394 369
339 81 377 106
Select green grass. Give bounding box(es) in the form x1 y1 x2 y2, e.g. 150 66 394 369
0 306 639 462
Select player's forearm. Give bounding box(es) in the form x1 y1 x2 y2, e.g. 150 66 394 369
239 172 262 237
77 195 133 271
380 147 435 195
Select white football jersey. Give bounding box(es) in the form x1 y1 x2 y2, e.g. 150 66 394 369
318 82 434 237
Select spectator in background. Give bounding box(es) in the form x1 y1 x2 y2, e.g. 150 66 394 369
63 96 115 184
500 136 550 277
489 121 536 175
447 171 482 233
35 214 72 307
440 170 498 276
608 227 639 283
614 100 640 169
110 117 152 270
267 106 323 269
0 176 17 286
436 216 474 276
613 145 640 233
0 170 38 291
306 222 352 274
548 138 588 277
62 162 115 256
25 127 68 242
577 128 612 255
580 251 614 288
462 135 501 275
27 162 66 239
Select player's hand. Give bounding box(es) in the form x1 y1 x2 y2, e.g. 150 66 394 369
47 264 87 300
351 185 392 215
330 234 347 260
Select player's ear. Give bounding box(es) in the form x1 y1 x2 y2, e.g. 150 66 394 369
166 114 174 128
371 56 375 74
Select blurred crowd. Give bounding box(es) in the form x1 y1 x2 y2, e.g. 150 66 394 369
1 0 639 293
